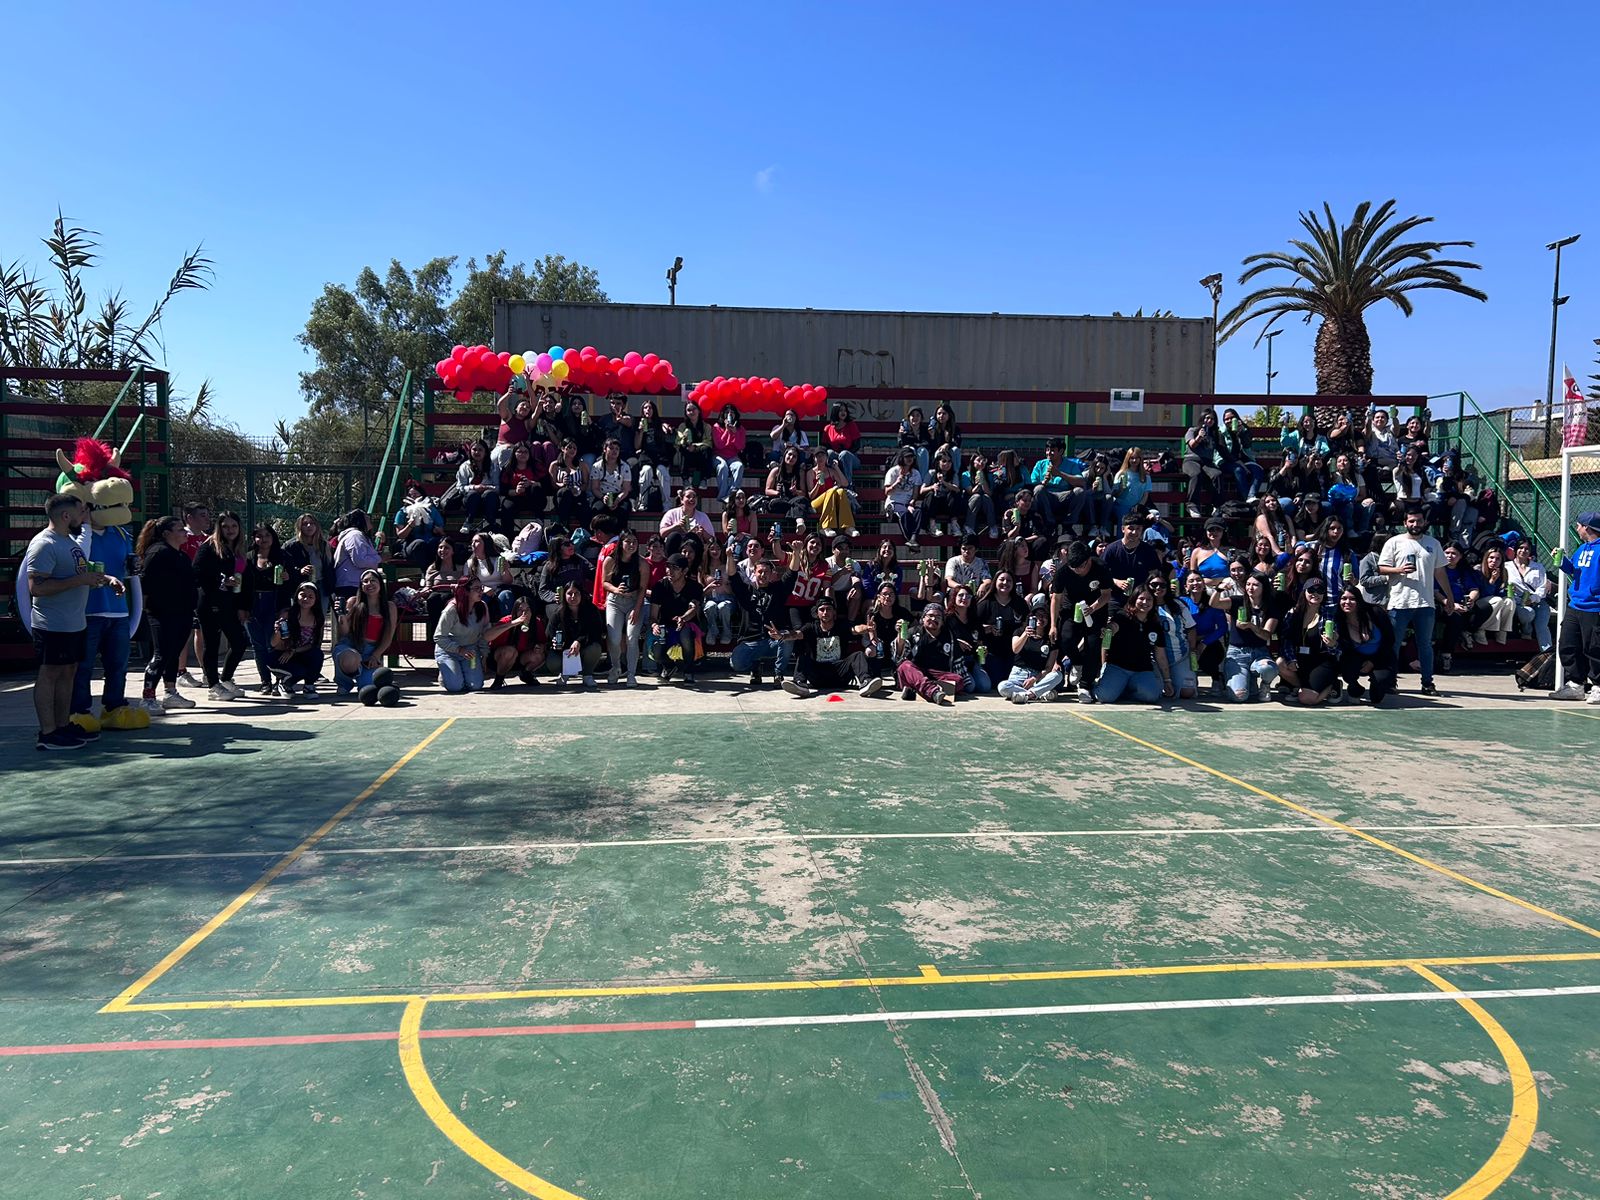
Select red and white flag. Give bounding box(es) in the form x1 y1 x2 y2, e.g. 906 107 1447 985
1563 363 1589 447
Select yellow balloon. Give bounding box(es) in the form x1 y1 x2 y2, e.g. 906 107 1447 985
508 354 526 375
550 359 570 380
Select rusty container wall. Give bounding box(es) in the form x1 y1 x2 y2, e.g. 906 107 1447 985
496 302 1211 428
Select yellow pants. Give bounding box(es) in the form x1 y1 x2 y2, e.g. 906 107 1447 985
811 487 855 530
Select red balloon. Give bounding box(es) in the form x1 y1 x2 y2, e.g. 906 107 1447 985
623 350 642 367
663 374 678 391
497 350 512 366
642 352 659 367
450 345 467 362
618 365 637 390
563 348 580 367
455 387 473 403
580 345 597 358
815 386 828 404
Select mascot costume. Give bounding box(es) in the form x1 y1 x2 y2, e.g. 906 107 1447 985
57 438 148 732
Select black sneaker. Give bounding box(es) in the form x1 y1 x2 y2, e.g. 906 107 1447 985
901 686 916 701
1346 681 1367 701
65 723 96 742
37 729 84 751
1419 682 1440 697
748 669 763 688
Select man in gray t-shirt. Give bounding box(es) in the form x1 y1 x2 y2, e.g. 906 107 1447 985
25 494 123 750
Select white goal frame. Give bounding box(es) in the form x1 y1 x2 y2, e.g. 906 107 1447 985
1555 443 1600 690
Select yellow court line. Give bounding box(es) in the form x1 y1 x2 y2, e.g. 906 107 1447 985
399 999 586 1200
1409 964 1539 1199
108 950 1600 1013
1064 708 1600 941
100 718 457 1015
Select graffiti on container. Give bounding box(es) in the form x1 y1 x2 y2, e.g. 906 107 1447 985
835 349 899 416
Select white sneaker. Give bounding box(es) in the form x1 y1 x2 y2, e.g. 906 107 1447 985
1077 686 1096 703
1549 682 1585 701
207 685 233 701
858 676 885 698
178 671 203 688
1587 686 1600 706
162 690 197 710
142 696 165 717
222 679 246 699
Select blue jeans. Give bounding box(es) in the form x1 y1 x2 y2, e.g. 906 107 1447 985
247 592 280 686
72 613 131 713
1096 664 1161 703
731 636 794 676
1223 645 1278 701
998 664 1063 701
335 638 381 694
715 456 746 501
463 488 500 527
1388 606 1437 686
435 649 484 693
835 450 861 486
1517 600 1553 651
1230 462 1266 500
701 597 735 642
962 665 992 693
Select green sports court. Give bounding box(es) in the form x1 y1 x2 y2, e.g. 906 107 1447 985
2 681 1598 1199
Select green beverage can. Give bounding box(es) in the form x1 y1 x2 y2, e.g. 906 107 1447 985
1322 618 1336 642
273 564 286 585
1341 562 1353 581
87 560 105 574
976 645 987 665
1100 628 1113 652
897 619 910 641
1073 600 1087 624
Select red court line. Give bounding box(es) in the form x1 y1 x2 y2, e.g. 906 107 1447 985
0 1019 694 1058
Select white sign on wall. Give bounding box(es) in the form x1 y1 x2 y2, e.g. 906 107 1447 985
1109 388 1145 413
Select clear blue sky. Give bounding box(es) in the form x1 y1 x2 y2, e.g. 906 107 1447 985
6 0 1597 437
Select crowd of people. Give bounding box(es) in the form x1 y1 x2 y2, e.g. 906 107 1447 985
23 399 1600 747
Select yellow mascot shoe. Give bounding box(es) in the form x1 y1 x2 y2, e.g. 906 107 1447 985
70 712 102 735
103 705 150 731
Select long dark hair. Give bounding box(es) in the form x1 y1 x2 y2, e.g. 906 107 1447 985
208 510 245 560
346 572 393 641
466 438 492 483
252 524 281 559
1338 582 1374 641
284 587 326 644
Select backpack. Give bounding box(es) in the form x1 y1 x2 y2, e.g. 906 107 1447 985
1514 650 1556 692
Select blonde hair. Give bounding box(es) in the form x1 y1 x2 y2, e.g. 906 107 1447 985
1118 447 1149 481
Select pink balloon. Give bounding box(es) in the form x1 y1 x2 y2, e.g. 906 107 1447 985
642 352 659 367
623 350 643 367
535 353 554 374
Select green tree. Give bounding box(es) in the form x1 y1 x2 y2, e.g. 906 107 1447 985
1218 200 1487 397
1250 403 1288 428
295 251 607 450
0 212 212 398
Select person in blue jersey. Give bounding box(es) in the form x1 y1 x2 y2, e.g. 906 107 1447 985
1550 512 1600 703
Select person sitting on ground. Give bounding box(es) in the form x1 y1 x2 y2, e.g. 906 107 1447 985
547 581 605 689
432 579 490 693
1095 584 1173 704
728 556 799 686
781 595 884 698
945 582 988 692
856 580 913 677
1050 540 1115 701
974 569 1026 682
1277 577 1341 705
1224 571 1280 702
267 582 325 697
487 595 547 689
895 600 962 705
649 553 704 686
334 569 397 698
1149 572 1197 700
998 594 1063 703
1333 582 1396 705
1181 569 1229 695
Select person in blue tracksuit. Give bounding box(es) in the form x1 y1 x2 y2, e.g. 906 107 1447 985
1550 511 1600 702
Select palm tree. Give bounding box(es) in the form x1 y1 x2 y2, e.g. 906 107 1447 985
1218 200 1487 397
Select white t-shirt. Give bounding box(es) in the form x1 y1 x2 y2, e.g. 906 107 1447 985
1378 531 1444 610
594 461 631 496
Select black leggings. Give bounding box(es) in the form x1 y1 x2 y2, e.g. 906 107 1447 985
198 605 248 685
143 614 192 691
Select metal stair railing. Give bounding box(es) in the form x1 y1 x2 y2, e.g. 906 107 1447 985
1428 390 1565 556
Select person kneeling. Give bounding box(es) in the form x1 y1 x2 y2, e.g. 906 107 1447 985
782 596 883 697
268 583 327 697
1094 586 1174 704
998 595 1062 703
434 580 490 693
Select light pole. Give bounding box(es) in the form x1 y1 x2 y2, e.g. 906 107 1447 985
666 256 684 305
1199 273 1223 393
1263 329 1281 397
1545 234 1580 454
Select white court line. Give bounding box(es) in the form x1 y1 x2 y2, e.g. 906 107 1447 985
690 984 1600 1032
3 820 1598 867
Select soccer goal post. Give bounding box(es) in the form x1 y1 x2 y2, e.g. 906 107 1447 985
1555 443 1600 690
